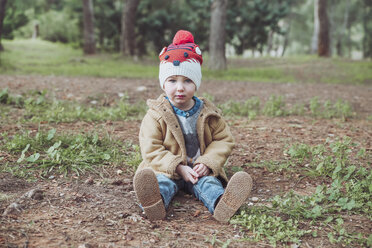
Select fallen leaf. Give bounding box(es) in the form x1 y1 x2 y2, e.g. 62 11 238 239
193 210 201 217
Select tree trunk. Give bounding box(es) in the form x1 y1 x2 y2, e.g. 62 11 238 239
311 0 319 54
0 0 7 51
208 0 228 70
266 30 273 56
82 0 96 54
318 0 330 57
32 23 39 39
281 15 293 57
337 0 350 57
121 0 140 56
362 0 372 58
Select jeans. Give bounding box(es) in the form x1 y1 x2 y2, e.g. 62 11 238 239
156 174 225 214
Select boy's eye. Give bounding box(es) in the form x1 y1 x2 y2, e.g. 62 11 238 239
168 79 176 83
185 79 192 83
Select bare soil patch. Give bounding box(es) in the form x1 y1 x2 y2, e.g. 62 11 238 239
0 75 371 247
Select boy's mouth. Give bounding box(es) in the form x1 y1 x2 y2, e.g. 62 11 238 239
175 95 185 99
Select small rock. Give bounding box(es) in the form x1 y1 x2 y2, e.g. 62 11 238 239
136 86 147 92
90 100 98 105
118 92 125 98
251 197 259 203
3 202 22 216
78 244 95 248
116 169 123 175
48 175 55 180
25 189 44 200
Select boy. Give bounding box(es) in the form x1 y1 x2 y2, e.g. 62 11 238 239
133 30 252 223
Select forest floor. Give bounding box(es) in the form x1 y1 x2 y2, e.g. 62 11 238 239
0 75 371 248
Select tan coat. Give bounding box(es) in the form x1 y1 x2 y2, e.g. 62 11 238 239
137 94 234 185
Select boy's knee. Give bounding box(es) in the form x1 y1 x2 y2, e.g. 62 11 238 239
199 175 223 186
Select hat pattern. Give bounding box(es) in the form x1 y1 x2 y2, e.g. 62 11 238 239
159 30 203 90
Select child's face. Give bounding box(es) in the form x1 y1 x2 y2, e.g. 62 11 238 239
163 75 196 110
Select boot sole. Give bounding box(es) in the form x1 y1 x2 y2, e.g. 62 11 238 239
213 171 253 223
133 168 166 221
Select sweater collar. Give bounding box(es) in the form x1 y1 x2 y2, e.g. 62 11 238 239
165 96 202 118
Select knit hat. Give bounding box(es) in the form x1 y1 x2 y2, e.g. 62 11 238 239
159 30 203 90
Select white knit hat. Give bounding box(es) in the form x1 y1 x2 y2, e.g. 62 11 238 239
158 30 203 90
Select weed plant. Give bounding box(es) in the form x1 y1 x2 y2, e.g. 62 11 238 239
219 97 260 119
310 97 353 121
0 89 356 122
0 88 147 123
218 94 353 120
262 95 287 117
0 129 142 178
234 137 371 247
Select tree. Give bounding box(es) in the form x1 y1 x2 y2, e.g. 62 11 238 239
0 0 7 51
82 0 95 54
225 0 292 56
121 0 140 56
362 0 372 58
318 0 330 57
209 0 227 70
311 0 319 53
94 0 122 51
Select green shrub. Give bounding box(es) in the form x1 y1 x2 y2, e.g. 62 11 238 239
1 129 138 178
14 10 79 43
220 97 260 119
262 95 287 117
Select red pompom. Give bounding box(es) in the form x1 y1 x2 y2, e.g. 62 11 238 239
172 30 194 45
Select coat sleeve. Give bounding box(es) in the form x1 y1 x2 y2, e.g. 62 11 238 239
195 117 234 177
139 112 183 177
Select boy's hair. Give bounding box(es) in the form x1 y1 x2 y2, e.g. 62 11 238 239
159 30 203 90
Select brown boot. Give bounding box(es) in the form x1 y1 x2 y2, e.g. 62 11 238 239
133 168 166 221
213 171 253 223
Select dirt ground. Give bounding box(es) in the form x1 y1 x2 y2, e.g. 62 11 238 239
0 75 371 248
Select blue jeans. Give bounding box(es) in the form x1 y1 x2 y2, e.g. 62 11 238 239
156 174 225 214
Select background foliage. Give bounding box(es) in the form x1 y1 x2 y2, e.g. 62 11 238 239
1 0 371 58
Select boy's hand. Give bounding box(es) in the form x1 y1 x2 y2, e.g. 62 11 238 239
193 163 211 177
176 164 199 184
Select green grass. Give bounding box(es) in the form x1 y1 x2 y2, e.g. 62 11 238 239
1 89 356 124
0 88 147 123
0 128 142 179
0 39 159 78
1 39 371 84
234 137 371 247
218 94 354 120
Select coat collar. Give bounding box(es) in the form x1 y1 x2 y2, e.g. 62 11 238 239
147 93 222 155
147 93 222 119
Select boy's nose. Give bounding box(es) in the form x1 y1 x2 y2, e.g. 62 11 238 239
176 82 184 91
